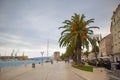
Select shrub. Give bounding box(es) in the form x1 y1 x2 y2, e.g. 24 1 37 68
72 64 93 72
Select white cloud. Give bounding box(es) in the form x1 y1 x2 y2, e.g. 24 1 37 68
0 0 119 58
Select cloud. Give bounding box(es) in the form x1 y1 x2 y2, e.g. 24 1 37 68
0 0 119 57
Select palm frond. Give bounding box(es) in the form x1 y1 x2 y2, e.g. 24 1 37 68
61 29 71 35
86 18 94 25
87 26 100 29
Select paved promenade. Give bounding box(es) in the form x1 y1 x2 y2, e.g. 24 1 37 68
0 61 110 80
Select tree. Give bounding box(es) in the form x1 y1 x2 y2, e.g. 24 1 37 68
60 53 67 60
84 50 90 60
90 35 100 60
60 45 74 60
59 13 99 65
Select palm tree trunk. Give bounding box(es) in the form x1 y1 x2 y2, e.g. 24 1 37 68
76 36 82 65
72 51 77 64
77 48 81 65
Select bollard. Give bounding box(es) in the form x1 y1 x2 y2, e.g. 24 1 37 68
51 60 53 64
0 67 1 72
32 63 35 68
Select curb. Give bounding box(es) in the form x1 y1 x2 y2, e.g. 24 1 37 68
70 68 89 80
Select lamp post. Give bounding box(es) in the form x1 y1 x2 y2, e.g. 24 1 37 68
41 51 44 65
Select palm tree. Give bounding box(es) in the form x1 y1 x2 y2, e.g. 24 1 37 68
59 13 99 65
60 53 67 60
60 45 75 61
90 35 100 60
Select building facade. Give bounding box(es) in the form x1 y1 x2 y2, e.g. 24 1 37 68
88 52 95 60
111 4 120 62
54 51 60 61
99 34 113 59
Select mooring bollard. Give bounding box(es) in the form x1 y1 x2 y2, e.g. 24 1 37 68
0 67 1 72
51 60 53 64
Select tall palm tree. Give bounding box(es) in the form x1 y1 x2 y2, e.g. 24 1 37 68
89 35 100 60
59 13 99 65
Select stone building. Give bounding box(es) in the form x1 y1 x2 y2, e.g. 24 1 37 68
99 34 113 60
111 4 120 62
54 51 60 61
88 52 95 60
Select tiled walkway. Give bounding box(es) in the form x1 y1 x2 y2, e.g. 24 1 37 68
0 61 110 80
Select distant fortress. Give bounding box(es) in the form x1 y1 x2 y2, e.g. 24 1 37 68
54 51 60 61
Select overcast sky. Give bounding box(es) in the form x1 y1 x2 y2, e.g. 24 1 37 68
0 0 119 58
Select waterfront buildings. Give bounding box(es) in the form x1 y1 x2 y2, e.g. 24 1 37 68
98 4 120 62
111 4 120 62
87 52 95 60
0 56 28 60
99 34 113 60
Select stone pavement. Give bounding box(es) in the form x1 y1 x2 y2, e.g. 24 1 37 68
70 65 110 80
0 61 110 80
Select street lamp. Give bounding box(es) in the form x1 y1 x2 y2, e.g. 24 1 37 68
41 51 44 65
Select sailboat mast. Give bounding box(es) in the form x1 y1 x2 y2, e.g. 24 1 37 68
47 40 49 57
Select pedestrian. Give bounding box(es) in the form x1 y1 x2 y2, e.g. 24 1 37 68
65 59 67 63
96 61 99 67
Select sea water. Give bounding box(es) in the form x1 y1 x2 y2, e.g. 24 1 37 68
0 59 45 68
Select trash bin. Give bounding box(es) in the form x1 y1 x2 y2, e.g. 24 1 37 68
51 60 53 64
32 63 35 68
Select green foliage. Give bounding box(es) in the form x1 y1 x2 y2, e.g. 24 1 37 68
91 45 99 52
83 50 90 58
89 36 100 53
58 13 99 64
72 64 93 72
60 53 68 60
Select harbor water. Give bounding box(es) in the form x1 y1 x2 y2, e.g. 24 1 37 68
0 59 45 68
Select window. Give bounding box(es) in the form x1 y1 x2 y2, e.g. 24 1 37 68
118 31 120 38
115 44 117 46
